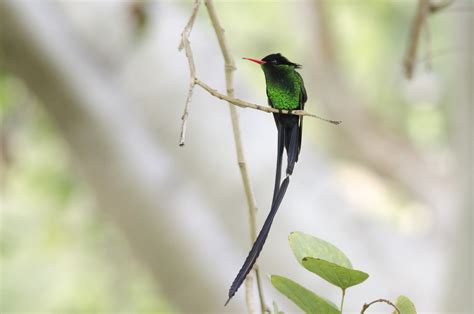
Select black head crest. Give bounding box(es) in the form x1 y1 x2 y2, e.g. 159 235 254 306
262 53 301 68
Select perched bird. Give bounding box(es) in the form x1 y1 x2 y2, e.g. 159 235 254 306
226 53 307 305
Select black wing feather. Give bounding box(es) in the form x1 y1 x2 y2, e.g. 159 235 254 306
296 72 307 159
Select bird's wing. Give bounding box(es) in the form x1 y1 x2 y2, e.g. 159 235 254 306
296 72 307 157
266 88 274 108
267 94 279 127
297 72 308 109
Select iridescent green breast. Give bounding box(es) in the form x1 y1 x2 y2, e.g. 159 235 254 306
264 66 302 110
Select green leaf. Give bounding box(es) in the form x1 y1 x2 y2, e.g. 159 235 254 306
302 257 369 289
271 275 340 314
394 295 417 314
289 232 352 268
289 232 369 289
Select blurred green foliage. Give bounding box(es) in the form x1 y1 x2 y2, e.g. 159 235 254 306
328 0 449 146
0 75 172 313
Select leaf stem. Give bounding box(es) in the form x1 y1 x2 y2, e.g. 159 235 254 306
340 288 346 313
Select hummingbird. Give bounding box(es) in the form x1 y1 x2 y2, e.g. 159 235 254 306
226 53 307 305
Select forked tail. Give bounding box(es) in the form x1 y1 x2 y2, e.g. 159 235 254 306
225 176 290 305
226 121 300 305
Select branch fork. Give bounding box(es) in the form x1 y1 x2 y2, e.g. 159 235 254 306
177 2 340 146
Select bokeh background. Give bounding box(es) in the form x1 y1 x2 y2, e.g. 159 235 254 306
0 0 472 313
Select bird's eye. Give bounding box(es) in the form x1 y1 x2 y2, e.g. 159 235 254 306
271 59 278 64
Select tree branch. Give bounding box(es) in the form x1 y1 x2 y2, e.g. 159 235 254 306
203 0 264 312
178 0 200 146
360 298 400 314
404 0 430 79
179 76 340 147
195 79 341 124
429 0 456 13
403 0 455 79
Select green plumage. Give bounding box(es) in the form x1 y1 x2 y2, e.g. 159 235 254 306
262 64 303 110
263 64 303 110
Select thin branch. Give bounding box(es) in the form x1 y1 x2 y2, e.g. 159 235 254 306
403 0 455 79
429 0 455 13
178 0 201 146
179 82 195 146
403 0 430 79
195 79 342 124
244 273 256 314
204 0 235 74
360 298 400 314
204 0 265 312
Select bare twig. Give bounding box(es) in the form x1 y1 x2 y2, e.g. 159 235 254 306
204 0 265 312
403 0 455 79
244 273 256 314
404 0 430 79
195 79 342 124
429 0 455 13
360 298 400 314
179 82 195 146
178 0 201 146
